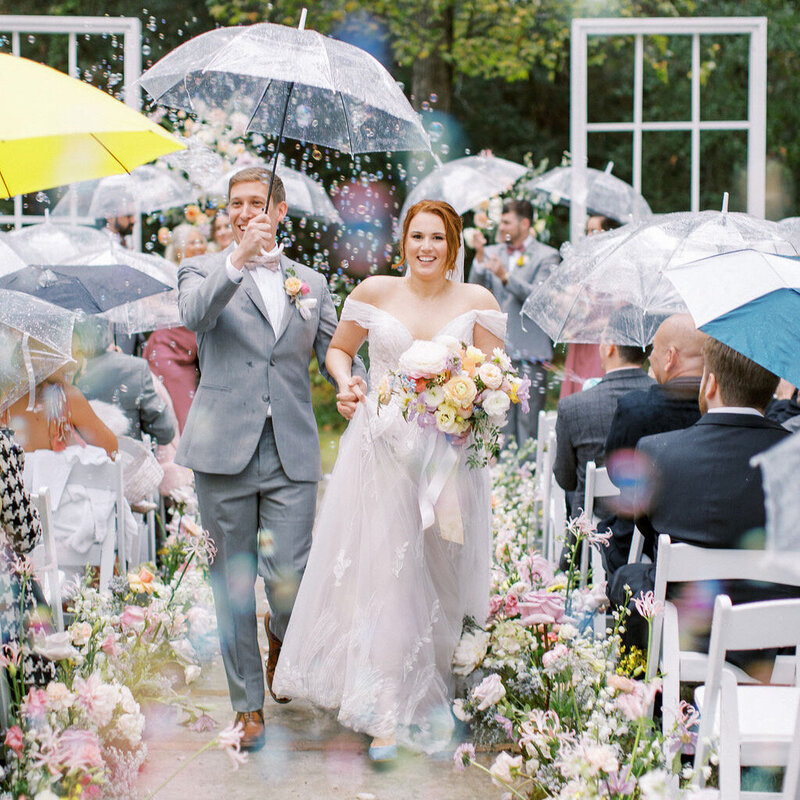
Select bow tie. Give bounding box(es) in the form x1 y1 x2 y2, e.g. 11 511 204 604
506 243 525 255
248 246 283 271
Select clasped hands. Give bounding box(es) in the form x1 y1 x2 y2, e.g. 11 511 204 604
473 231 508 282
336 375 367 420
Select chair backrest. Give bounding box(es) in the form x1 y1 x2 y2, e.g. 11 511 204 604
54 457 125 591
30 487 64 632
648 533 800 681
693 594 800 780
580 461 620 589
784 709 800 800
536 411 557 546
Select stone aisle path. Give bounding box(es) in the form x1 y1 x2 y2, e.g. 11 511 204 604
135 602 499 800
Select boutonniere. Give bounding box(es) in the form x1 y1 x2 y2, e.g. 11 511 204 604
284 267 318 320
517 254 528 268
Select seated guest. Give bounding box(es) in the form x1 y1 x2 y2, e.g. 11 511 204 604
143 223 205 432
602 314 707 574
8 365 118 458
554 309 654 568
766 380 800 432
0 425 55 686
73 319 175 446
609 339 792 664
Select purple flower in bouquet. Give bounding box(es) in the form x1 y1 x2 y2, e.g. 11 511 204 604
518 590 565 626
515 375 531 413
494 713 514 738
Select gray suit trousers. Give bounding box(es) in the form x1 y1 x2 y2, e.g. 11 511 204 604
194 418 316 712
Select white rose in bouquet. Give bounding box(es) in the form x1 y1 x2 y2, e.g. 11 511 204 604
434 334 461 355
398 340 449 379
472 672 507 710
452 629 491 676
478 362 504 389
483 389 511 418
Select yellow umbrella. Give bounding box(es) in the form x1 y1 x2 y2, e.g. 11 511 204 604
0 54 183 199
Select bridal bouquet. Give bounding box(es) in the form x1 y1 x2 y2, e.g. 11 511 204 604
377 337 530 467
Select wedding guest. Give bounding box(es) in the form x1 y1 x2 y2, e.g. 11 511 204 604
8 366 118 458
143 223 206 432
206 210 234 254
559 215 621 398
0 425 56 686
469 199 559 439
609 339 792 665
73 319 175 446
602 314 706 575
766 380 800 432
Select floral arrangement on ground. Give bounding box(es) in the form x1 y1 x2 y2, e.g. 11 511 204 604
451 441 717 799
0 487 245 800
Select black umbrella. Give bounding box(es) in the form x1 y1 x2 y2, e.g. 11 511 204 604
0 264 172 315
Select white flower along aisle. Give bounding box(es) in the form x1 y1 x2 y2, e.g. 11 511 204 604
451 442 720 800
1 488 245 800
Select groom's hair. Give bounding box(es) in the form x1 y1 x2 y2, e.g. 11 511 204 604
399 200 462 277
228 166 286 207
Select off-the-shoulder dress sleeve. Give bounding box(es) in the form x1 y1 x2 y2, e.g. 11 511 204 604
0 429 42 554
474 309 507 340
340 297 380 331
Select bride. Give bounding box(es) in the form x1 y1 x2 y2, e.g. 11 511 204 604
273 200 506 759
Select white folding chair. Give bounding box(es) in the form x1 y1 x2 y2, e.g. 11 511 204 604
693 595 800 800
580 461 620 589
541 429 563 565
648 534 800 733
535 411 557 548
53 457 126 591
30 487 64 632
783 710 800 800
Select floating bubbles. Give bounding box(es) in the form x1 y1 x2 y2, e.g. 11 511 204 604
429 93 438 104
295 104 313 128
428 121 444 143
603 448 658 517
311 148 323 161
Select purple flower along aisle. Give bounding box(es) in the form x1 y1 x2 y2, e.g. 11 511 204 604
450 442 720 800
0 487 243 799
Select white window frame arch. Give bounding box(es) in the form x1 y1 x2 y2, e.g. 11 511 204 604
0 14 141 231
569 16 768 241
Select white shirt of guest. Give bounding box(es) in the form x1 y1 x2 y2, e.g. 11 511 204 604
225 244 285 332
707 406 764 417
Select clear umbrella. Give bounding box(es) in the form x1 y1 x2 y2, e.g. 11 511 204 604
203 158 343 225
0 289 75 413
522 162 652 224
0 221 111 268
52 164 197 220
139 16 430 207
159 134 227 189
58 243 180 334
0 239 26 276
398 154 529 223
522 203 800 346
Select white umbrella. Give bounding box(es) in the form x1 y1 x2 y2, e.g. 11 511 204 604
0 221 110 267
52 164 197 219
399 154 528 223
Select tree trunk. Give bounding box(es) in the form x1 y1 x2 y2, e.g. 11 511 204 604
411 6 453 113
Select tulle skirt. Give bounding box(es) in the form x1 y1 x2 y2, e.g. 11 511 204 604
273 400 492 751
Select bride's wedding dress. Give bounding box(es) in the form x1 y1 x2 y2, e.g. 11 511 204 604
273 297 507 751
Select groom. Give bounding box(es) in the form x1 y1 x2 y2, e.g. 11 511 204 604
176 166 366 750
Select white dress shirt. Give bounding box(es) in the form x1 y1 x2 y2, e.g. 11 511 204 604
707 406 764 417
225 245 285 332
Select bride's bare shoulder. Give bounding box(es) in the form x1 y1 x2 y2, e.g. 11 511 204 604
455 282 501 312
348 275 402 305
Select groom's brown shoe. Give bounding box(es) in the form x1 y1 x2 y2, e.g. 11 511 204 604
234 709 265 751
264 612 291 704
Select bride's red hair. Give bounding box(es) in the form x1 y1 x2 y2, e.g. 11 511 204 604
398 200 462 277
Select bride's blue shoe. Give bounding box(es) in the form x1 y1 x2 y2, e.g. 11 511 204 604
368 744 398 763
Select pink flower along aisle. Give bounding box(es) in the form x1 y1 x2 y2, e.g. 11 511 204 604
0 488 243 800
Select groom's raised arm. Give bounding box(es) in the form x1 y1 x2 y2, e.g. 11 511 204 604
313 283 366 388
178 255 241 333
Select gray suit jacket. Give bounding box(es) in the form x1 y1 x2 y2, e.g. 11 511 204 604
175 247 362 481
554 367 655 517
469 237 559 361
76 351 175 445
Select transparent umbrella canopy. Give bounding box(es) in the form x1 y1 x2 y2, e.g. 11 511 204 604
52 165 198 219
0 221 111 269
398 155 529 223
138 21 430 156
522 163 652 225
0 289 75 413
522 207 800 347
